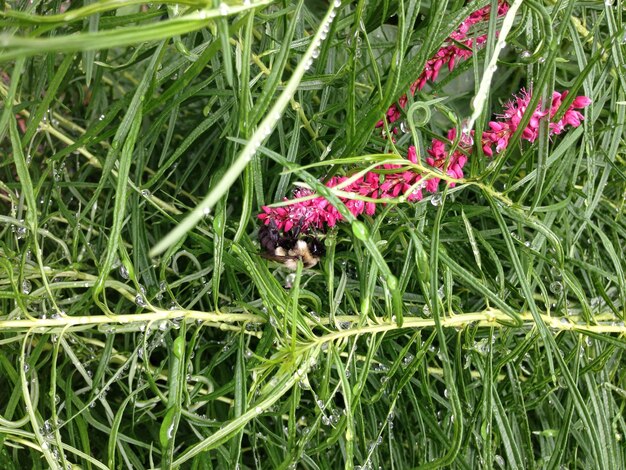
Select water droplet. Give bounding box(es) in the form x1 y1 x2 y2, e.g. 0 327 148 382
119 265 129 279
334 0 341 7
402 354 414 367
15 225 28 239
135 294 146 307
22 279 32 294
549 281 563 294
430 194 442 206
42 419 53 436
219 2 229 15
338 321 352 330
166 421 176 438
141 189 151 197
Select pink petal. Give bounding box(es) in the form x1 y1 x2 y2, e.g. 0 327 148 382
573 96 592 108
407 146 417 163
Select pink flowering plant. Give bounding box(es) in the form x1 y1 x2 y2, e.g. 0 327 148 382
260 88 591 234
2 0 622 468
482 88 592 156
378 0 510 131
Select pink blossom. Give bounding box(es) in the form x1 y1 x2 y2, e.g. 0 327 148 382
426 128 473 189
377 0 509 129
259 87 591 236
258 137 469 233
482 89 592 155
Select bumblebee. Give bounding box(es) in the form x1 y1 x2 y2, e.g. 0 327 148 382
258 221 325 270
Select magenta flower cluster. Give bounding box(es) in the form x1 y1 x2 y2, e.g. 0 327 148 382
482 89 593 156
259 88 591 233
259 130 473 232
378 0 509 129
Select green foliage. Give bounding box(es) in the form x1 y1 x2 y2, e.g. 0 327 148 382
1 0 625 468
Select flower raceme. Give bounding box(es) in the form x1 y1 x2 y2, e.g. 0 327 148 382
378 0 509 129
481 89 592 156
258 88 591 234
258 132 473 233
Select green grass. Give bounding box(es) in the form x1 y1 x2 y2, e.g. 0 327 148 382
1 0 625 468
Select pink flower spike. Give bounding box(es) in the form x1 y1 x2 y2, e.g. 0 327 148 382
257 145 444 233
378 0 510 132
481 88 592 156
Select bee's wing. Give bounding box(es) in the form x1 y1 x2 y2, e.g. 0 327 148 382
260 252 299 262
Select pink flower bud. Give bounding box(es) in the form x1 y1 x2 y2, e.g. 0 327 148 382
572 96 592 108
